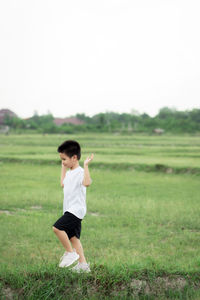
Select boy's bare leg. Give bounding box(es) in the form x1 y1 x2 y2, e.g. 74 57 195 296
70 236 87 263
52 226 73 252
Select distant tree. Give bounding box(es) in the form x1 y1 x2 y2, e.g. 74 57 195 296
4 115 26 129
157 107 177 119
141 113 150 119
190 109 200 123
75 113 91 123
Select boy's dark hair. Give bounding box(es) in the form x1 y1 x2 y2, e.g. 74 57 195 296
57 140 81 160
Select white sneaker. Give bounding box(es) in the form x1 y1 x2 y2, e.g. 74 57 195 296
59 249 79 268
71 262 91 273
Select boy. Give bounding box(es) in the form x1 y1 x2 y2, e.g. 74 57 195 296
52 140 93 273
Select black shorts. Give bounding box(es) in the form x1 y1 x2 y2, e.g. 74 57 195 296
53 211 82 240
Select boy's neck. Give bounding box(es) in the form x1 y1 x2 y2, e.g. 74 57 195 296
70 162 79 170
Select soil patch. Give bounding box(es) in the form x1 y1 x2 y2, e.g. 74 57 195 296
30 206 42 210
0 210 13 215
88 211 103 217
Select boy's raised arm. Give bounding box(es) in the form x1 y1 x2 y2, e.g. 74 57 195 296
82 154 94 187
60 161 67 188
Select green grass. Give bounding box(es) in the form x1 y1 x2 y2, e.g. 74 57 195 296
0 133 200 172
0 133 200 299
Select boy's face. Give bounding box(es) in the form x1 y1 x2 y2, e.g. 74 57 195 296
59 152 77 168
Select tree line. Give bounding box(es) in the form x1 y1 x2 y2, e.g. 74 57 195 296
2 107 200 134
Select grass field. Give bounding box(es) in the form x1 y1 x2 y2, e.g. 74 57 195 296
0 133 200 299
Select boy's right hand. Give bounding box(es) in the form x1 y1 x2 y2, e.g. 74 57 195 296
84 153 94 166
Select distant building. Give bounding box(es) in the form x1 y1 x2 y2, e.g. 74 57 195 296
53 117 85 126
153 128 165 135
0 109 17 125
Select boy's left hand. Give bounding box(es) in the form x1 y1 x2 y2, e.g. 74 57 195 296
84 153 94 166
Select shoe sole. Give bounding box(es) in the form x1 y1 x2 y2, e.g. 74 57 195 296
71 269 91 273
71 264 91 273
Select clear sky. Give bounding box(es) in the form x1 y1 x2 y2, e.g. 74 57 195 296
0 0 200 118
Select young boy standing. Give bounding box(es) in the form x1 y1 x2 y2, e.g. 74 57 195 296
52 140 93 273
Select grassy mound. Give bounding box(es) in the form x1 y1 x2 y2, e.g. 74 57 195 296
1 265 200 299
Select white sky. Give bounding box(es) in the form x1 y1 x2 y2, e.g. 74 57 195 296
0 0 200 118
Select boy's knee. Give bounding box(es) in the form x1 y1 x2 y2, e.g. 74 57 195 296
70 236 80 243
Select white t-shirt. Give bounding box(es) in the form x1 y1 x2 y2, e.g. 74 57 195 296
63 166 86 219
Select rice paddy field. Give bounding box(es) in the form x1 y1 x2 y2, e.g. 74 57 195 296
0 133 200 299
